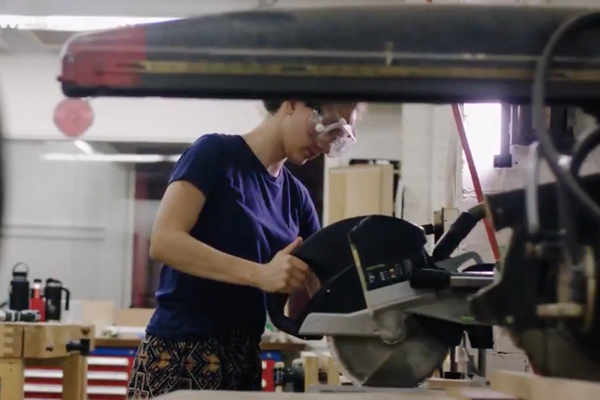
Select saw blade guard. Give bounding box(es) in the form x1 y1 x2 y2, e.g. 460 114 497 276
265 215 437 339
265 211 492 336
265 216 369 339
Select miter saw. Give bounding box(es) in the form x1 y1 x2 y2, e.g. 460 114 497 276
268 209 494 388
56 2 600 389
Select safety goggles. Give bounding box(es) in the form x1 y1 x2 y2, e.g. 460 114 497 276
309 108 357 158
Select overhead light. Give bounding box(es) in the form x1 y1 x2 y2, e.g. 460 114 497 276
74 140 95 155
42 153 181 163
0 15 179 32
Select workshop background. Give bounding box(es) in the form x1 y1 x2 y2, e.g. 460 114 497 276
1 0 599 395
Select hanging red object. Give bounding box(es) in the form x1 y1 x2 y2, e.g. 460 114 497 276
53 98 94 138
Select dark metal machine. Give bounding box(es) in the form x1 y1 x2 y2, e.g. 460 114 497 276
57 3 600 388
58 4 600 105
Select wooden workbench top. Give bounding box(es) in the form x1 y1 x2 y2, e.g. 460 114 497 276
152 369 600 400
94 337 306 352
155 391 450 400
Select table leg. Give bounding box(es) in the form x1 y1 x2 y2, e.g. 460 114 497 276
62 353 87 400
0 358 25 400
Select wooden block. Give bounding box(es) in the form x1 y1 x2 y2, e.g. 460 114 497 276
0 324 23 358
427 378 478 390
301 352 320 392
489 370 531 399
325 357 340 386
317 353 340 386
447 387 517 400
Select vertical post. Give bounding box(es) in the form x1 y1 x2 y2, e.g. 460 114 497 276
0 359 25 400
302 352 319 392
62 353 87 400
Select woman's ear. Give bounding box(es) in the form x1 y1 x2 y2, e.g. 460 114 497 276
285 100 301 115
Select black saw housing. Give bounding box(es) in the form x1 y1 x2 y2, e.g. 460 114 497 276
267 215 493 352
471 172 600 381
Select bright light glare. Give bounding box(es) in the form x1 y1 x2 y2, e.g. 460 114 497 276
42 153 181 163
0 15 178 31
74 140 95 155
462 103 502 170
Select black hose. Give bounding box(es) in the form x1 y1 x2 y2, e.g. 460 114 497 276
432 203 486 262
570 126 600 175
532 11 600 226
562 126 600 264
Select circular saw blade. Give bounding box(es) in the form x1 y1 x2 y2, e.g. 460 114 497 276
327 317 448 388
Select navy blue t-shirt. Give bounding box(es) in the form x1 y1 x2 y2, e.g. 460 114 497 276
146 134 321 341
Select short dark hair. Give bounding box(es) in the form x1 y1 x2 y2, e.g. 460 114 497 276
263 99 326 115
262 99 284 114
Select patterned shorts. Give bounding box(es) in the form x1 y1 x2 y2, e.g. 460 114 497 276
127 331 263 399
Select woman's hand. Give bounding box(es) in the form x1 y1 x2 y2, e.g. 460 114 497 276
258 238 309 293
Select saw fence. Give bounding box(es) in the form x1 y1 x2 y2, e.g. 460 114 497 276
156 370 600 400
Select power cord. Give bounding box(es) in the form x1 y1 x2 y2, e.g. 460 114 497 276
570 126 600 174
532 11 600 227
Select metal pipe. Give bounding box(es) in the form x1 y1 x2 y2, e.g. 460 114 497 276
500 103 511 156
450 272 495 289
477 349 487 378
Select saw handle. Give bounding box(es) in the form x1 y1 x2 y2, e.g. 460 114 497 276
266 292 301 336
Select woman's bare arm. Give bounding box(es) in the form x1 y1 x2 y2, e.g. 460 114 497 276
149 181 261 286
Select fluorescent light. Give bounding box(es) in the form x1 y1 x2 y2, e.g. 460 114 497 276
74 140 95 155
0 15 179 31
42 153 181 163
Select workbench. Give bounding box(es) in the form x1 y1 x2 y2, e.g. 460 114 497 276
0 322 94 400
154 371 600 400
20 336 306 399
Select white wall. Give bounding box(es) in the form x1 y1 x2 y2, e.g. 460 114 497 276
0 53 409 148
0 53 267 142
0 139 134 306
0 0 412 18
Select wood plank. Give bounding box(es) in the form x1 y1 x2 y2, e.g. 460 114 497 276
153 370 600 400
489 370 531 399
529 375 600 400
447 387 517 400
156 392 452 400
426 378 478 390
490 370 600 400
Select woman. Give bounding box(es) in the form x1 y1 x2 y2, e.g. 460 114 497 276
127 100 359 398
